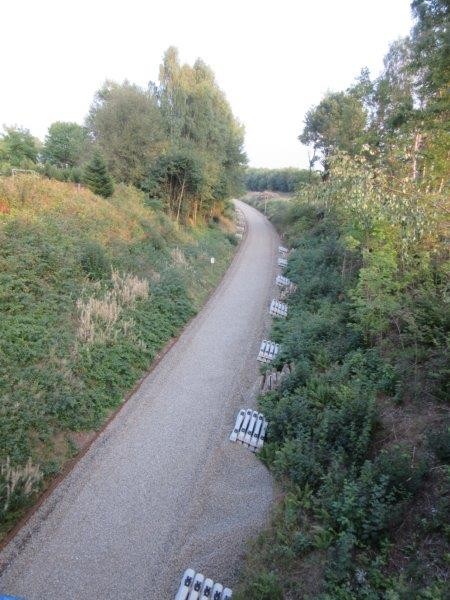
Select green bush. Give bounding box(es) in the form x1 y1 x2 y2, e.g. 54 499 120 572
239 187 446 596
79 240 110 279
427 425 450 464
235 571 283 600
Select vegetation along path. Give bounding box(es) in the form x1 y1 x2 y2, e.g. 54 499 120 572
0 200 278 599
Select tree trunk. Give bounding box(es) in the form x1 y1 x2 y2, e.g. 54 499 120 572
176 176 186 223
192 200 198 225
411 131 422 181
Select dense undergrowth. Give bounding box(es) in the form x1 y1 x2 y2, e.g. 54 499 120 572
237 168 449 598
0 175 237 537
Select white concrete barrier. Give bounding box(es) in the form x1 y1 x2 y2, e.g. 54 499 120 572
229 409 246 442
250 413 264 451
230 409 268 451
257 340 279 363
244 411 259 446
258 420 268 450
200 578 214 599
212 583 223 599
189 573 205 600
175 570 231 600
269 299 288 318
175 568 195 600
237 409 252 443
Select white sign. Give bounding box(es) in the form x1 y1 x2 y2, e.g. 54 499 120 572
210 257 215 264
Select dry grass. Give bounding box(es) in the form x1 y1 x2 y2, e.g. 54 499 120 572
170 246 188 267
77 271 149 344
111 270 149 304
1 457 42 514
0 175 154 247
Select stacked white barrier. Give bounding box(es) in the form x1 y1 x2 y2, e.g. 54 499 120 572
234 209 245 240
278 245 288 254
175 569 232 599
276 274 290 287
277 257 288 267
275 275 297 294
269 299 288 318
257 340 279 363
229 409 267 452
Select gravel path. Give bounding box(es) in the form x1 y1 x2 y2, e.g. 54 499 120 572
0 200 279 599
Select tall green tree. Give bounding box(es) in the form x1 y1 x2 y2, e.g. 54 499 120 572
87 81 165 186
244 167 313 192
0 126 40 169
411 0 450 102
43 122 90 167
357 1 450 188
83 151 114 198
151 47 246 220
146 147 204 222
299 92 367 175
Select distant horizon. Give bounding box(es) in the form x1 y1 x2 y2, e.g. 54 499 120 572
1 0 413 169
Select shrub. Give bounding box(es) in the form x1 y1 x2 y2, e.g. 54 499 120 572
239 184 446 596
79 240 110 279
0 457 42 519
225 232 239 246
427 425 450 464
235 571 283 600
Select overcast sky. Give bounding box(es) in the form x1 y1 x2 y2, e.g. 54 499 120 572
1 0 413 168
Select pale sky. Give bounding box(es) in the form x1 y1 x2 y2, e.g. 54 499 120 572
1 0 413 168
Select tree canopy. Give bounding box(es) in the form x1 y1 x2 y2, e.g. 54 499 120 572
1 48 245 221
42 122 89 168
87 80 165 187
299 92 367 174
0 126 40 170
300 0 449 186
145 47 246 221
244 167 313 192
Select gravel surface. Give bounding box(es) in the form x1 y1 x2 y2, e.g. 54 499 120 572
0 200 279 599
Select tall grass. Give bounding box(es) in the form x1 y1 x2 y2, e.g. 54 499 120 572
76 271 149 343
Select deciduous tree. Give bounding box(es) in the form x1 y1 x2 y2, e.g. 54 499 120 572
43 122 90 168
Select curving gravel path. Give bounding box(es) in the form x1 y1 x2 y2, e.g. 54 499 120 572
0 200 279 599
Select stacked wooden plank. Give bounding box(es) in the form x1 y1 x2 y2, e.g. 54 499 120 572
175 568 232 599
277 257 288 267
229 409 268 452
269 299 288 318
260 363 293 394
257 340 279 363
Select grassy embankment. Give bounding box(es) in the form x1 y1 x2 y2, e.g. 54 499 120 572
236 189 448 599
0 175 238 538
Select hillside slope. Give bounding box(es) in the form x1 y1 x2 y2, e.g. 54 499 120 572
0 175 237 537
236 189 448 599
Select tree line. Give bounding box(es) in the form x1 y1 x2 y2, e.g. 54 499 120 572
299 0 449 189
0 47 246 222
244 167 313 193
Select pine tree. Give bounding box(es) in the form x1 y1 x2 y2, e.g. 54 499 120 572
84 151 114 198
